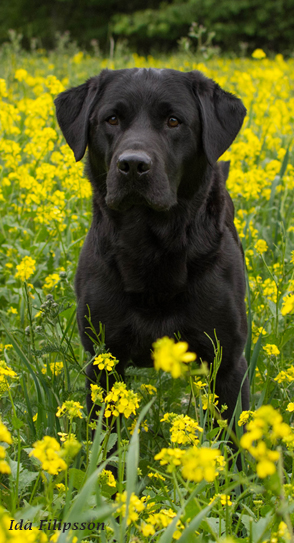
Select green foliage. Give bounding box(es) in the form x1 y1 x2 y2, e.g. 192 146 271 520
1 0 294 54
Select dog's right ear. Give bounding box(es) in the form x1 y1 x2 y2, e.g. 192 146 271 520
54 76 100 162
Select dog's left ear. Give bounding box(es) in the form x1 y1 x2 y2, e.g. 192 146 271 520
190 71 246 165
54 76 101 161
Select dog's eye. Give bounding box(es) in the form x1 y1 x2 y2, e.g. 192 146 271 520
107 115 119 125
167 117 179 128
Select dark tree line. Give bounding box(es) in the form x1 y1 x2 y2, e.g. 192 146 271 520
1 0 294 54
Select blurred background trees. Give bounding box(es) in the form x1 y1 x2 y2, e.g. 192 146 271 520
1 0 294 55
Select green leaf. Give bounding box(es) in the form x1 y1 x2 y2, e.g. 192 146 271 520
68 468 85 491
11 415 24 430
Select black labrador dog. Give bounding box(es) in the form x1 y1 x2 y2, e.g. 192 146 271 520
55 68 249 428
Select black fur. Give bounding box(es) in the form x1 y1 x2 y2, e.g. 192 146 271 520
55 68 249 427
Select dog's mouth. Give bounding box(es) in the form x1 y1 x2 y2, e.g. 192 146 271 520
105 192 172 212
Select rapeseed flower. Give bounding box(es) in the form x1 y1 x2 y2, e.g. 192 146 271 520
240 405 291 477
115 491 145 525
161 413 203 445
15 255 36 281
154 447 185 472
0 361 18 395
201 393 219 410
238 410 254 426
29 436 67 475
281 294 294 316
43 273 60 291
142 508 183 539
152 336 196 378
181 447 224 482
254 239 268 255
104 382 140 418
140 383 157 395
274 366 294 383
56 400 84 420
252 48 267 59
90 383 104 403
0 422 12 474
41 361 63 376
263 344 280 356
99 468 116 487
93 352 118 371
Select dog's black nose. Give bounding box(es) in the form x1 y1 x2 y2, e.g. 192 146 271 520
117 151 151 176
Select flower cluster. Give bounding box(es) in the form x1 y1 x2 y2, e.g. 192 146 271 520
141 508 183 539
154 447 185 472
41 361 63 376
240 405 291 477
93 352 118 371
104 382 140 419
56 400 84 420
152 336 196 378
90 383 104 403
15 255 36 281
274 366 294 384
29 436 67 475
115 491 146 525
0 360 18 395
0 420 12 474
161 412 203 445
181 446 225 482
98 468 116 488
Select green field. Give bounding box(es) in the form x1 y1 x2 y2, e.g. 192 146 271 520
1 45 294 542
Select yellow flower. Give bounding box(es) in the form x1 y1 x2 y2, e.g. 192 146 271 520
148 472 166 481
0 421 12 444
254 239 268 254
104 382 140 419
168 414 203 445
29 436 67 475
141 523 156 536
154 447 185 472
220 494 232 506
252 49 266 59
281 294 294 316
274 366 294 383
241 405 291 477
15 255 36 281
286 403 294 412
93 352 118 371
72 52 84 65
41 361 63 376
15 68 29 81
256 458 277 478
116 491 145 525
152 336 196 378
201 393 219 410
263 344 280 356
181 447 223 482
90 383 104 403
140 383 157 395
145 507 182 534
43 273 60 291
99 468 116 488
56 400 84 419
238 410 254 426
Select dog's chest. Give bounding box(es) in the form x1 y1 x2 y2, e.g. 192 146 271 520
111 211 190 295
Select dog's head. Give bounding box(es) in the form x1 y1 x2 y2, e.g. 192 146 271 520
55 68 246 212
